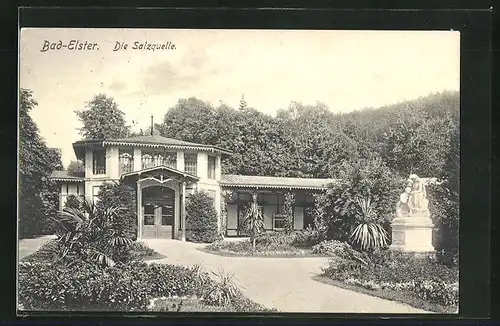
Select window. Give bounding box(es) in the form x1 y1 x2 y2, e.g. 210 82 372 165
141 154 154 169
92 149 106 175
164 152 177 169
273 214 288 230
118 151 134 175
207 156 216 179
153 154 164 167
184 153 197 176
143 204 155 225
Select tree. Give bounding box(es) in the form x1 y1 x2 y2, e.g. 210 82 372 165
75 94 130 140
67 160 85 176
19 88 63 238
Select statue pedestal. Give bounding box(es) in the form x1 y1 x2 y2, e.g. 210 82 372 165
390 213 435 253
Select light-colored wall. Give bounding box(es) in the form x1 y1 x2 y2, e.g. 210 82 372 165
84 146 222 181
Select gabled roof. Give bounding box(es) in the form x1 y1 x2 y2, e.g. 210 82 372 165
120 165 200 182
72 135 232 159
50 170 85 182
220 174 337 190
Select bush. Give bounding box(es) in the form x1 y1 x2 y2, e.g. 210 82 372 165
293 227 324 248
96 182 137 240
185 191 219 243
255 232 296 247
321 248 459 307
18 261 217 311
317 157 402 242
311 240 353 257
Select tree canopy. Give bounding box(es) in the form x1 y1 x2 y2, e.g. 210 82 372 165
75 94 131 140
19 88 63 238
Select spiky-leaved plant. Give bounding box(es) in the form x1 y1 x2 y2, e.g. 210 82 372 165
243 193 265 252
349 196 389 251
46 196 132 267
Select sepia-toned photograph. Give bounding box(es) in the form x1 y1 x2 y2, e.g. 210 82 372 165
18 28 460 314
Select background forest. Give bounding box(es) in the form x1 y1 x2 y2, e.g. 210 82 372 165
19 89 459 253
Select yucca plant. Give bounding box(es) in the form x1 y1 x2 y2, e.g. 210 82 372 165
349 196 389 251
243 193 265 252
48 196 132 267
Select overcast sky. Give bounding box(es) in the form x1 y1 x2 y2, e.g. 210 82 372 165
20 28 460 167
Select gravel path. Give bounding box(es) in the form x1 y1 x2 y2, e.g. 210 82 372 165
143 239 430 314
18 234 57 260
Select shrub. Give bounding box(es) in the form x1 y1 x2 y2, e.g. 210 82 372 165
18 261 217 311
185 191 219 243
255 232 296 247
64 194 82 210
318 158 402 242
311 240 353 257
321 248 459 307
96 182 137 240
293 227 324 248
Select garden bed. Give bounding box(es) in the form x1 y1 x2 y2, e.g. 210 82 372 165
312 275 455 313
18 261 274 312
21 239 166 263
317 246 459 313
203 231 327 257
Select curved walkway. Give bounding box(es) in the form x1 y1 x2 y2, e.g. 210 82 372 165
18 234 57 260
144 239 430 314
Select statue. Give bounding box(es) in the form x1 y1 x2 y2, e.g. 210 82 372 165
407 174 429 212
396 186 412 218
390 174 435 253
396 174 429 219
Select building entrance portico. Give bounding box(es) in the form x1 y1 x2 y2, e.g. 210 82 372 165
121 165 199 240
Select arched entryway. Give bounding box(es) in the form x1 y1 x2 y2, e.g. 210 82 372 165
141 186 175 239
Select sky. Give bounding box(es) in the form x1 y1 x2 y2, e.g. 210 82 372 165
20 28 460 167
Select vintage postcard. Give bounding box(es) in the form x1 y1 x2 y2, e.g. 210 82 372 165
18 28 460 314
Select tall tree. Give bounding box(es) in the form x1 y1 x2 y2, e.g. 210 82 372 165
75 94 130 140
19 88 63 238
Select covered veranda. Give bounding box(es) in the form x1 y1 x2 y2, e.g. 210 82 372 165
121 166 199 240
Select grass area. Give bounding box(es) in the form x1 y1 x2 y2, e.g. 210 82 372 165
312 275 456 314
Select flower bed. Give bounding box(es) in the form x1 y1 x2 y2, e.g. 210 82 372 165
204 231 326 257
319 246 459 312
18 261 272 312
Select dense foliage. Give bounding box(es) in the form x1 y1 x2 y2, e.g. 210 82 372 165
314 158 402 243
75 94 131 140
18 261 262 311
185 191 219 243
19 88 63 238
321 247 459 309
96 182 138 240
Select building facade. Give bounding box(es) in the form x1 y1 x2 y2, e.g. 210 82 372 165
50 135 335 240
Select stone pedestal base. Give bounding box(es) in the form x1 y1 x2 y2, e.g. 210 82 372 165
390 215 435 253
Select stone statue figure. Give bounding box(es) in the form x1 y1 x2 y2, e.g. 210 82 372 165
396 186 412 218
396 174 429 218
407 174 429 212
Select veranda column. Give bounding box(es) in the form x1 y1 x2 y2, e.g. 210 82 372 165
181 181 187 241
136 181 142 240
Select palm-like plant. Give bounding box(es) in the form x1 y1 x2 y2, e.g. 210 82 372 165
243 193 265 252
349 196 389 251
48 196 132 267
